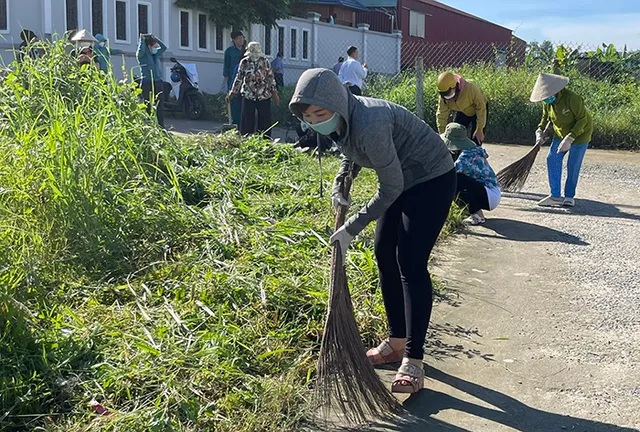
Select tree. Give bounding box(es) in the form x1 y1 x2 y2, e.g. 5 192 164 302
175 0 304 29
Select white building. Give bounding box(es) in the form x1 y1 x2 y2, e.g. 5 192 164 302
0 0 401 93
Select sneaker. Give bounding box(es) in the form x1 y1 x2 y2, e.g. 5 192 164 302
464 212 486 226
563 197 575 207
538 195 564 207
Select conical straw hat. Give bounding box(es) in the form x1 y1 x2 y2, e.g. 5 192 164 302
71 29 97 43
530 73 570 102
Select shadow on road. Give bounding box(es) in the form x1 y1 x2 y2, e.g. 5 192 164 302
469 218 589 246
336 367 638 432
504 192 640 222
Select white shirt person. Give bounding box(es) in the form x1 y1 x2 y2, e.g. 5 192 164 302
338 46 368 95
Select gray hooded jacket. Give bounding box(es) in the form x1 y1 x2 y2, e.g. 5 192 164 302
290 68 453 236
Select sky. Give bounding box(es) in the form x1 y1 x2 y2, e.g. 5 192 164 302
439 0 640 50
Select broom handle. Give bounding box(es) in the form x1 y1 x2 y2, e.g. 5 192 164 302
334 164 354 229
332 164 354 268
227 103 232 124
542 120 554 144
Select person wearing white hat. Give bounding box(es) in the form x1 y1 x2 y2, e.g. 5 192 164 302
530 73 593 207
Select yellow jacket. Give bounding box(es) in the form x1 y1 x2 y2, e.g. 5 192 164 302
436 80 488 134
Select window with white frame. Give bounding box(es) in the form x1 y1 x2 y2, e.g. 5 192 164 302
409 10 425 38
180 10 191 49
91 0 104 35
290 28 297 59
215 26 224 52
302 29 309 60
0 0 8 33
278 26 285 58
264 25 271 56
115 0 129 42
198 13 208 51
138 2 151 35
66 0 79 31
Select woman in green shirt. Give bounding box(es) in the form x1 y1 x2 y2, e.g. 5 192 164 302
530 73 593 207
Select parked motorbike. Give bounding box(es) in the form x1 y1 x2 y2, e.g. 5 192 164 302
165 57 206 120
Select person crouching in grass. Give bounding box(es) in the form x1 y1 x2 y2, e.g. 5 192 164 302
442 123 501 225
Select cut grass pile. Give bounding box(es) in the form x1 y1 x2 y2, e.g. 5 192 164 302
1 40 463 431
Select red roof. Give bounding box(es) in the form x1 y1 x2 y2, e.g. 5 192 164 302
415 0 513 33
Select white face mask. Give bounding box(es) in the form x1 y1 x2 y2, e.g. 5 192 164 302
444 92 456 100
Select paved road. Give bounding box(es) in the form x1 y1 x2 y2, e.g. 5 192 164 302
359 144 640 431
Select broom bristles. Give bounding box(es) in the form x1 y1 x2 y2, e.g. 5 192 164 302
497 142 541 192
315 165 399 424
496 121 554 192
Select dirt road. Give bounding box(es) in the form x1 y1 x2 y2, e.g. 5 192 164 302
358 144 640 431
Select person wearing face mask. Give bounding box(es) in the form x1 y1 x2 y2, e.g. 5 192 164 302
436 71 488 146
290 69 455 395
530 73 593 207
93 34 123 74
226 41 280 137
137 33 167 128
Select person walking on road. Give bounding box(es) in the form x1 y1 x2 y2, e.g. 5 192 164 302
290 68 456 395
227 42 280 137
442 123 501 225
530 73 593 208
93 34 122 74
338 46 368 96
224 31 246 126
271 51 285 89
136 33 167 128
436 71 488 145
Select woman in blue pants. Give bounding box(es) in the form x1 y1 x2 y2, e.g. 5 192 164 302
530 73 593 207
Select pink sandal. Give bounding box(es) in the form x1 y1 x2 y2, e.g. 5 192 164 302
391 362 424 394
366 340 404 365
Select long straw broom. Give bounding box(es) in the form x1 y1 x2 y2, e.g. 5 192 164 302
497 121 554 192
315 162 399 424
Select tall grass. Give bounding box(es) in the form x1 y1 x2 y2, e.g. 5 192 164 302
1 40 462 431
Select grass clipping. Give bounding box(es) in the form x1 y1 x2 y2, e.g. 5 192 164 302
315 164 399 424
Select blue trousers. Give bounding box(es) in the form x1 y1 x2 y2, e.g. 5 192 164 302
547 138 589 198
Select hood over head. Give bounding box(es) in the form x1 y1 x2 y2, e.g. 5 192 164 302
289 68 353 134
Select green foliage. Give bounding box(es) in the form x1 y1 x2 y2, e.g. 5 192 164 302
367 65 640 149
0 40 463 431
175 0 303 29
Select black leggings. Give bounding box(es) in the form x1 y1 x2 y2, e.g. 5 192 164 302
241 98 272 137
456 173 490 214
453 102 489 145
374 168 457 359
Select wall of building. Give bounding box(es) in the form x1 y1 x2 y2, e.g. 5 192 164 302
0 2 401 94
398 0 513 44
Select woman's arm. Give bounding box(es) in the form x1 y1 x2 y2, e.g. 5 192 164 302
568 93 589 139
344 128 404 236
537 103 549 131
436 98 450 134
